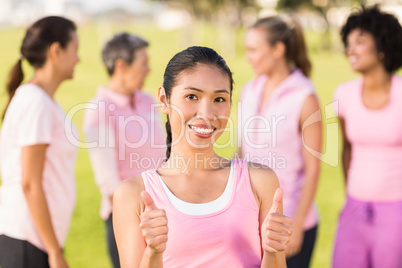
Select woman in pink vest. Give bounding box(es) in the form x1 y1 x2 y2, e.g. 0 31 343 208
0 16 79 268
83 33 165 268
332 6 402 268
240 16 322 268
113 46 293 267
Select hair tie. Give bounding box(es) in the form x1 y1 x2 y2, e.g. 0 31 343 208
19 55 24 61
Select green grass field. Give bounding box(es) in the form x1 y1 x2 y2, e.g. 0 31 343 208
0 20 361 267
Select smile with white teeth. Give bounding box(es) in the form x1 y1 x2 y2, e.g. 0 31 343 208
349 55 357 63
190 126 215 135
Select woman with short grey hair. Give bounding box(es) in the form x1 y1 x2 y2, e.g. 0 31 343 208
83 32 165 268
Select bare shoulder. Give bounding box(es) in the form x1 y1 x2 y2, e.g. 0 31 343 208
115 175 144 197
247 162 280 207
248 162 279 187
301 94 320 115
113 175 145 216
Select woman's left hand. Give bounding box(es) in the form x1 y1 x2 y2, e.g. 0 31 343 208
285 224 304 257
262 188 293 254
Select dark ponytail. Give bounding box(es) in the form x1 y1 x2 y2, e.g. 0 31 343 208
165 117 173 160
251 15 311 77
3 59 24 119
2 16 76 120
290 19 311 77
162 46 233 160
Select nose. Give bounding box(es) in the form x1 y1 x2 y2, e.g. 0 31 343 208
196 99 216 122
346 44 354 56
245 51 252 64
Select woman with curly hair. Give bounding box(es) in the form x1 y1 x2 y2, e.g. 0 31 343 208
332 5 402 268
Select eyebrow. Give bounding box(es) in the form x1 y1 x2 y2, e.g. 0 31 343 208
184 87 230 94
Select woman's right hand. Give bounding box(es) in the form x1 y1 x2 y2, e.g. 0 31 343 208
140 191 169 255
48 250 69 268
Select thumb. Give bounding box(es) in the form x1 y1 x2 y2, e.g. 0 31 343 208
141 191 158 211
269 188 283 214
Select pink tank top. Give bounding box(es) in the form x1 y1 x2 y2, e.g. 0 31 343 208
239 69 319 230
141 159 262 267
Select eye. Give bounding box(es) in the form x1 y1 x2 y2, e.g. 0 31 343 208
186 94 198 100
214 97 226 103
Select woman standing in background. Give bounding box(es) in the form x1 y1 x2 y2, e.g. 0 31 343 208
83 32 165 268
332 6 402 268
240 15 322 268
0 16 80 268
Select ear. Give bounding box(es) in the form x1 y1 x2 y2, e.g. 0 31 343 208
114 58 127 75
273 41 286 59
48 42 62 62
158 86 169 114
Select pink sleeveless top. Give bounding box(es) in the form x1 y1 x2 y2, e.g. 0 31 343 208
141 159 262 267
239 69 319 230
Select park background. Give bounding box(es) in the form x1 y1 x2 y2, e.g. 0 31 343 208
1 0 402 267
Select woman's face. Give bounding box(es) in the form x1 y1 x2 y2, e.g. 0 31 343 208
160 64 231 150
59 31 80 80
346 28 383 73
123 47 150 92
245 28 278 76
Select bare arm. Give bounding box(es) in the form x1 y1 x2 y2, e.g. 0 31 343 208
286 94 322 257
339 117 351 185
113 177 167 268
21 145 68 268
249 164 292 268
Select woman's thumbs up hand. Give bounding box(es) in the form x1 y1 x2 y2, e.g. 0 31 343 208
262 188 293 254
140 191 169 255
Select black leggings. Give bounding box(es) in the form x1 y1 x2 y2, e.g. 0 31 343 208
0 235 49 268
286 225 318 268
106 213 120 268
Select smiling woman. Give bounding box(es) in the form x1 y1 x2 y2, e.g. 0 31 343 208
161 63 231 150
332 5 402 268
112 46 293 268
159 46 234 160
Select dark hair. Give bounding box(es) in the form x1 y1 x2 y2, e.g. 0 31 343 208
251 15 312 77
3 16 76 119
341 5 402 73
162 46 233 160
102 32 149 76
